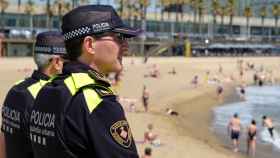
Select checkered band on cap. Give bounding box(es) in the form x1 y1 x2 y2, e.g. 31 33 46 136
35 46 66 55
63 22 112 41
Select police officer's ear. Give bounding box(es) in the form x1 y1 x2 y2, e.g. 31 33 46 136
83 36 96 55
50 56 63 71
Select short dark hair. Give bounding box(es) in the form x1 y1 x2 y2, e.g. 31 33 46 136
64 37 84 61
64 33 111 61
252 119 256 125
262 115 267 120
234 113 238 118
144 147 152 156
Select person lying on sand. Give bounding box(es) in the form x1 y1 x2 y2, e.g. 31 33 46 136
168 67 177 75
144 64 160 78
166 108 179 116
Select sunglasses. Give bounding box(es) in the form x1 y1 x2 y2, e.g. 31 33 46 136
93 32 127 42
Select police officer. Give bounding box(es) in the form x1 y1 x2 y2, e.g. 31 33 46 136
0 31 66 158
29 5 141 158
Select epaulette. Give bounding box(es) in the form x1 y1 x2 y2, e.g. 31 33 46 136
88 70 110 87
84 84 114 97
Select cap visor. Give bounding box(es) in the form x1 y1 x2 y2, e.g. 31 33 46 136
113 26 142 38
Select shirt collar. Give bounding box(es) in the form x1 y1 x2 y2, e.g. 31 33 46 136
62 61 110 86
62 61 93 74
31 70 50 81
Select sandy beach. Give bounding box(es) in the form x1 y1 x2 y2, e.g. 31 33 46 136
1 57 280 158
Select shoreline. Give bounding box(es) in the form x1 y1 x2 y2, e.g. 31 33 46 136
127 81 246 158
212 85 280 158
169 83 245 156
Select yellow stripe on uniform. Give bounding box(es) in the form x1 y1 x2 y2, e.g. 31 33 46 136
64 73 96 95
83 88 102 113
72 73 95 89
27 80 48 98
64 77 77 95
14 79 24 85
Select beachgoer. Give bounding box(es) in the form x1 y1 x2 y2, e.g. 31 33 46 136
144 124 158 145
228 113 241 152
262 115 275 139
191 75 199 88
204 70 210 84
166 108 179 116
217 84 224 102
141 147 152 158
259 73 265 86
239 85 246 100
239 70 244 81
150 64 160 78
144 54 149 64
258 79 263 86
218 64 223 74
142 85 150 112
253 72 259 85
247 119 257 157
168 67 176 75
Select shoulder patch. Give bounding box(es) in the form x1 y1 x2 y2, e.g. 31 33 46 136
110 120 132 148
94 87 114 97
83 84 114 97
88 70 110 87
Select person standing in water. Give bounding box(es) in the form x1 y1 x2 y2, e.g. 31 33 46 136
247 119 257 157
228 113 242 152
262 115 275 140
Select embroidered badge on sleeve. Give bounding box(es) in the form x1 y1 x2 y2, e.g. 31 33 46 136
110 120 132 148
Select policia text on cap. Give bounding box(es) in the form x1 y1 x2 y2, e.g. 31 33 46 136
28 5 141 158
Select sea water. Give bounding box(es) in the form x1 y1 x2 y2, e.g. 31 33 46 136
212 85 280 156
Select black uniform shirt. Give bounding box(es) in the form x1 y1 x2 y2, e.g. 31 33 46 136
1 70 50 158
30 62 139 158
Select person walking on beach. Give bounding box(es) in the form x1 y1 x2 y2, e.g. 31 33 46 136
228 113 241 152
142 85 150 112
262 115 275 140
247 119 257 157
216 84 224 103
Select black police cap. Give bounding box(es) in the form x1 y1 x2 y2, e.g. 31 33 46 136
62 5 141 41
34 31 66 55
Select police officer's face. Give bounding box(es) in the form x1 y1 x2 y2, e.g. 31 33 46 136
93 32 128 73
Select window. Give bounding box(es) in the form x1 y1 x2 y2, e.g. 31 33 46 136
6 18 16 27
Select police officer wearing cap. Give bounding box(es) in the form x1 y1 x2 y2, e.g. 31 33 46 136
29 5 141 158
0 31 66 158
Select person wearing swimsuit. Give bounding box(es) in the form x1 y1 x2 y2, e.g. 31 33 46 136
262 115 274 140
142 85 150 112
247 120 257 157
228 113 241 152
